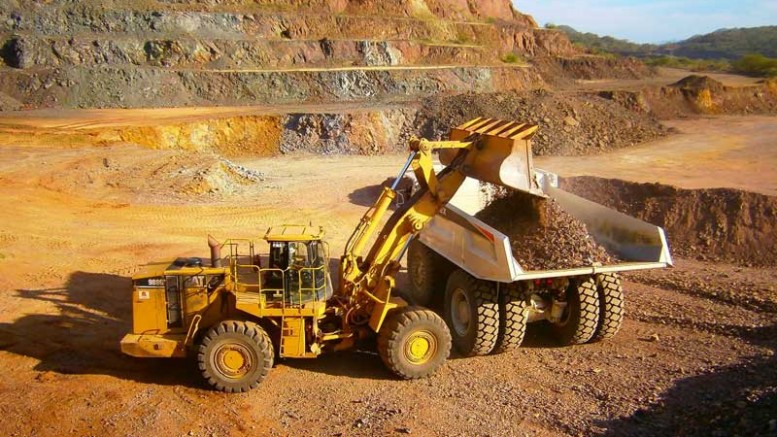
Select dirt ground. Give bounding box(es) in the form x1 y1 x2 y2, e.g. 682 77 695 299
538 115 777 196
0 113 775 436
568 67 764 91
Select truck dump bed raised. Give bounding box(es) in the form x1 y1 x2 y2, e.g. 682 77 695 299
416 171 673 282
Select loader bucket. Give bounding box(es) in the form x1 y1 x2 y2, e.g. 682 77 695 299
439 117 543 196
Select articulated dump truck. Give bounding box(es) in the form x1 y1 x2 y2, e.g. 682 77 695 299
121 118 672 392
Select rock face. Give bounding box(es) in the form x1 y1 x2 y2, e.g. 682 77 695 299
0 0 586 110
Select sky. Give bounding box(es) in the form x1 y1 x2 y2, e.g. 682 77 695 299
516 0 777 43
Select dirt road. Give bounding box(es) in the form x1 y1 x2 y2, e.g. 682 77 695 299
0 117 775 436
538 115 777 196
570 67 763 91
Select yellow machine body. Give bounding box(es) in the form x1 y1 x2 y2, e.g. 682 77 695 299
121 228 331 359
121 118 540 380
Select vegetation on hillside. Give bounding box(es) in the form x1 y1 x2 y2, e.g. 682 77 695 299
547 24 656 57
673 27 777 59
548 24 777 77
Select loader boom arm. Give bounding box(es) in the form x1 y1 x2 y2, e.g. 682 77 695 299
338 118 539 333
338 138 471 331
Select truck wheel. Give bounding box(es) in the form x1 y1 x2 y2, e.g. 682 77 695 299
198 320 274 393
551 277 600 345
493 283 529 353
377 306 451 379
590 273 625 342
407 239 452 308
444 269 499 356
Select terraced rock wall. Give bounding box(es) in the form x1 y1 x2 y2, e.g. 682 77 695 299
0 0 581 110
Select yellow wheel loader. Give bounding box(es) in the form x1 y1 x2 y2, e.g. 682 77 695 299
121 118 543 392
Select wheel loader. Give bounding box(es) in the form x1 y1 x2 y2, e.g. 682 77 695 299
120 118 672 392
121 118 546 392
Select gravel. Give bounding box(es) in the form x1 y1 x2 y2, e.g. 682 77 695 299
476 189 614 270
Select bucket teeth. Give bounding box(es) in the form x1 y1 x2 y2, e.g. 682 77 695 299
441 117 544 197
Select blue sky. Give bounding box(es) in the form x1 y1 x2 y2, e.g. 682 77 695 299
516 1 777 43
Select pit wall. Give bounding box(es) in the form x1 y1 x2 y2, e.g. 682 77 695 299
1 0 536 28
599 77 777 119
0 64 546 110
0 109 419 157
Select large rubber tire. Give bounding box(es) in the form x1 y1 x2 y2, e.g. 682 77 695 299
590 273 625 342
444 269 500 356
551 277 600 346
198 320 274 393
406 239 453 308
377 306 451 379
493 283 529 353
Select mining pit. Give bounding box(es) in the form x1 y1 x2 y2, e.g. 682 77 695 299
0 1 775 436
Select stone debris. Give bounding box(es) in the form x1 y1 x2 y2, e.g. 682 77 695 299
476 190 614 270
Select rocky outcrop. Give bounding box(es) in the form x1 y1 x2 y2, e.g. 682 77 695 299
0 0 652 110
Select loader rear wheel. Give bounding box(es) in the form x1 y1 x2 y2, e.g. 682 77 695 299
407 239 453 308
378 306 451 380
493 283 529 353
550 277 600 345
198 320 274 393
590 273 625 342
444 269 499 356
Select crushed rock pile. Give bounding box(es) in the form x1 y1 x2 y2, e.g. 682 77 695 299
476 190 614 270
415 89 667 156
40 147 265 203
182 159 265 196
561 176 777 267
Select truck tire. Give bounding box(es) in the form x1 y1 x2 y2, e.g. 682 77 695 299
198 320 274 393
590 273 625 342
406 239 453 308
493 283 529 353
444 269 499 356
377 306 451 379
551 277 600 345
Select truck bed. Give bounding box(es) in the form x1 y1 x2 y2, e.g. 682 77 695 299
416 172 673 282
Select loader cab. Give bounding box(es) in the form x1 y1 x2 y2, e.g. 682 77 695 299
263 225 332 305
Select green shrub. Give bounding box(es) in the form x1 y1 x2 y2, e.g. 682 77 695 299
501 53 523 64
645 56 730 72
731 54 777 77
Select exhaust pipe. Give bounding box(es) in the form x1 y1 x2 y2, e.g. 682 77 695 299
208 235 222 268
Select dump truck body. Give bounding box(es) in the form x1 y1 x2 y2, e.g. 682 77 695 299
417 171 672 283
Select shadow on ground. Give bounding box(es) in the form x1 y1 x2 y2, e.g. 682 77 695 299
0 271 200 387
282 350 392 381
348 184 384 207
348 177 413 208
595 323 777 436
0 267 416 386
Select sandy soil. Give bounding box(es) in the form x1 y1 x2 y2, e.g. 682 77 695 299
538 115 777 196
0 116 775 436
0 103 410 130
570 67 764 91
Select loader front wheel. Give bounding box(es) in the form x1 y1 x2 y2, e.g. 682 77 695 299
444 269 500 356
198 320 274 393
378 307 451 380
550 277 600 345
